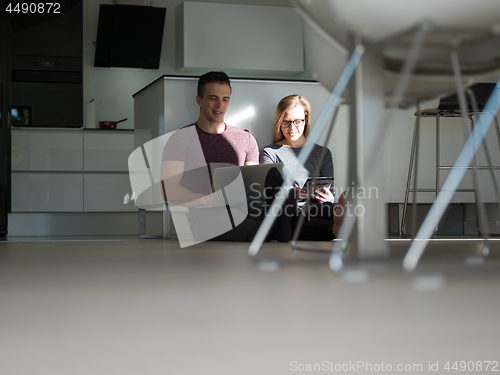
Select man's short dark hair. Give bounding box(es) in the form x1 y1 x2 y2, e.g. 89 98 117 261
197 71 231 98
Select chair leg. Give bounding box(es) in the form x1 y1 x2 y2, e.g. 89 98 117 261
291 105 340 247
162 204 171 239
139 208 147 238
249 44 365 257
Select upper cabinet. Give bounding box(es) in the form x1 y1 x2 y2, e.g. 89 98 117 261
175 2 304 75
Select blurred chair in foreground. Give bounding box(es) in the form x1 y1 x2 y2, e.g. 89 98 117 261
254 0 500 270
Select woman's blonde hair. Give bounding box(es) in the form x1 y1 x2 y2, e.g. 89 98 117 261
272 95 312 143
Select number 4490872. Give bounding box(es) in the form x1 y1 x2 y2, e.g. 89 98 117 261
444 361 498 372
5 3 61 14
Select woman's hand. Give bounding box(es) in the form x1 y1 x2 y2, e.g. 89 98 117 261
312 186 334 204
293 186 308 201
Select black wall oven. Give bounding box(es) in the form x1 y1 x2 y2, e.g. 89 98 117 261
11 56 82 128
9 0 83 128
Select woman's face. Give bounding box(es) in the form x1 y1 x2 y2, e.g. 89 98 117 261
281 105 306 143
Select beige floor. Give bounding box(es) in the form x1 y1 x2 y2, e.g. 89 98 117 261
1 237 499 375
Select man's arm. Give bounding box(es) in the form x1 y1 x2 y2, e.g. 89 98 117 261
161 160 210 207
245 132 260 165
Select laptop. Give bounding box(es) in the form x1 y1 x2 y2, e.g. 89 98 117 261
205 163 284 208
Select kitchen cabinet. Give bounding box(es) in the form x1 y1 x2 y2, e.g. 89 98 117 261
11 128 136 212
11 173 83 212
176 2 304 75
84 131 133 172
12 129 83 171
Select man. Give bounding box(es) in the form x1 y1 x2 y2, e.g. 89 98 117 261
161 71 264 242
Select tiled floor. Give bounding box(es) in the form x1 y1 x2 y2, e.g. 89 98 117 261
1 237 499 375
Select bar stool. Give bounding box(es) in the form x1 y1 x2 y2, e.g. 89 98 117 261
401 83 500 236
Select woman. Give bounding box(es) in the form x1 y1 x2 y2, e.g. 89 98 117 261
260 95 338 240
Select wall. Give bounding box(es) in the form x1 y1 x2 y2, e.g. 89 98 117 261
0 9 10 234
84 0 500 205
83 0 312 130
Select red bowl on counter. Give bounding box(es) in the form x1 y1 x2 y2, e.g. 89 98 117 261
99 118 127 129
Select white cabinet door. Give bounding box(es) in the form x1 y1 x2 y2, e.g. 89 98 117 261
12 173 83 212
176 2 304 74
84 173 136 212
84 131 134 172
12 130 83 171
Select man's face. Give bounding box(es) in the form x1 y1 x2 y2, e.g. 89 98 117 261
196 82 231 125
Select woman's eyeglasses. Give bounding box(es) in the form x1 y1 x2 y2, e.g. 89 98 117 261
281 119 305 128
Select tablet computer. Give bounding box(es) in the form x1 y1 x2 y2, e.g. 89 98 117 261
305 177 334 196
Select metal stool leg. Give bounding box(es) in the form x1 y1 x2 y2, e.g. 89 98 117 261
494 113 500 149
469 116 482 234
493 115 500 227
449 50 489 246
435 114 440 236
468 89 500 232
492 115 500 218
410 102 422 239
401 115 420 236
